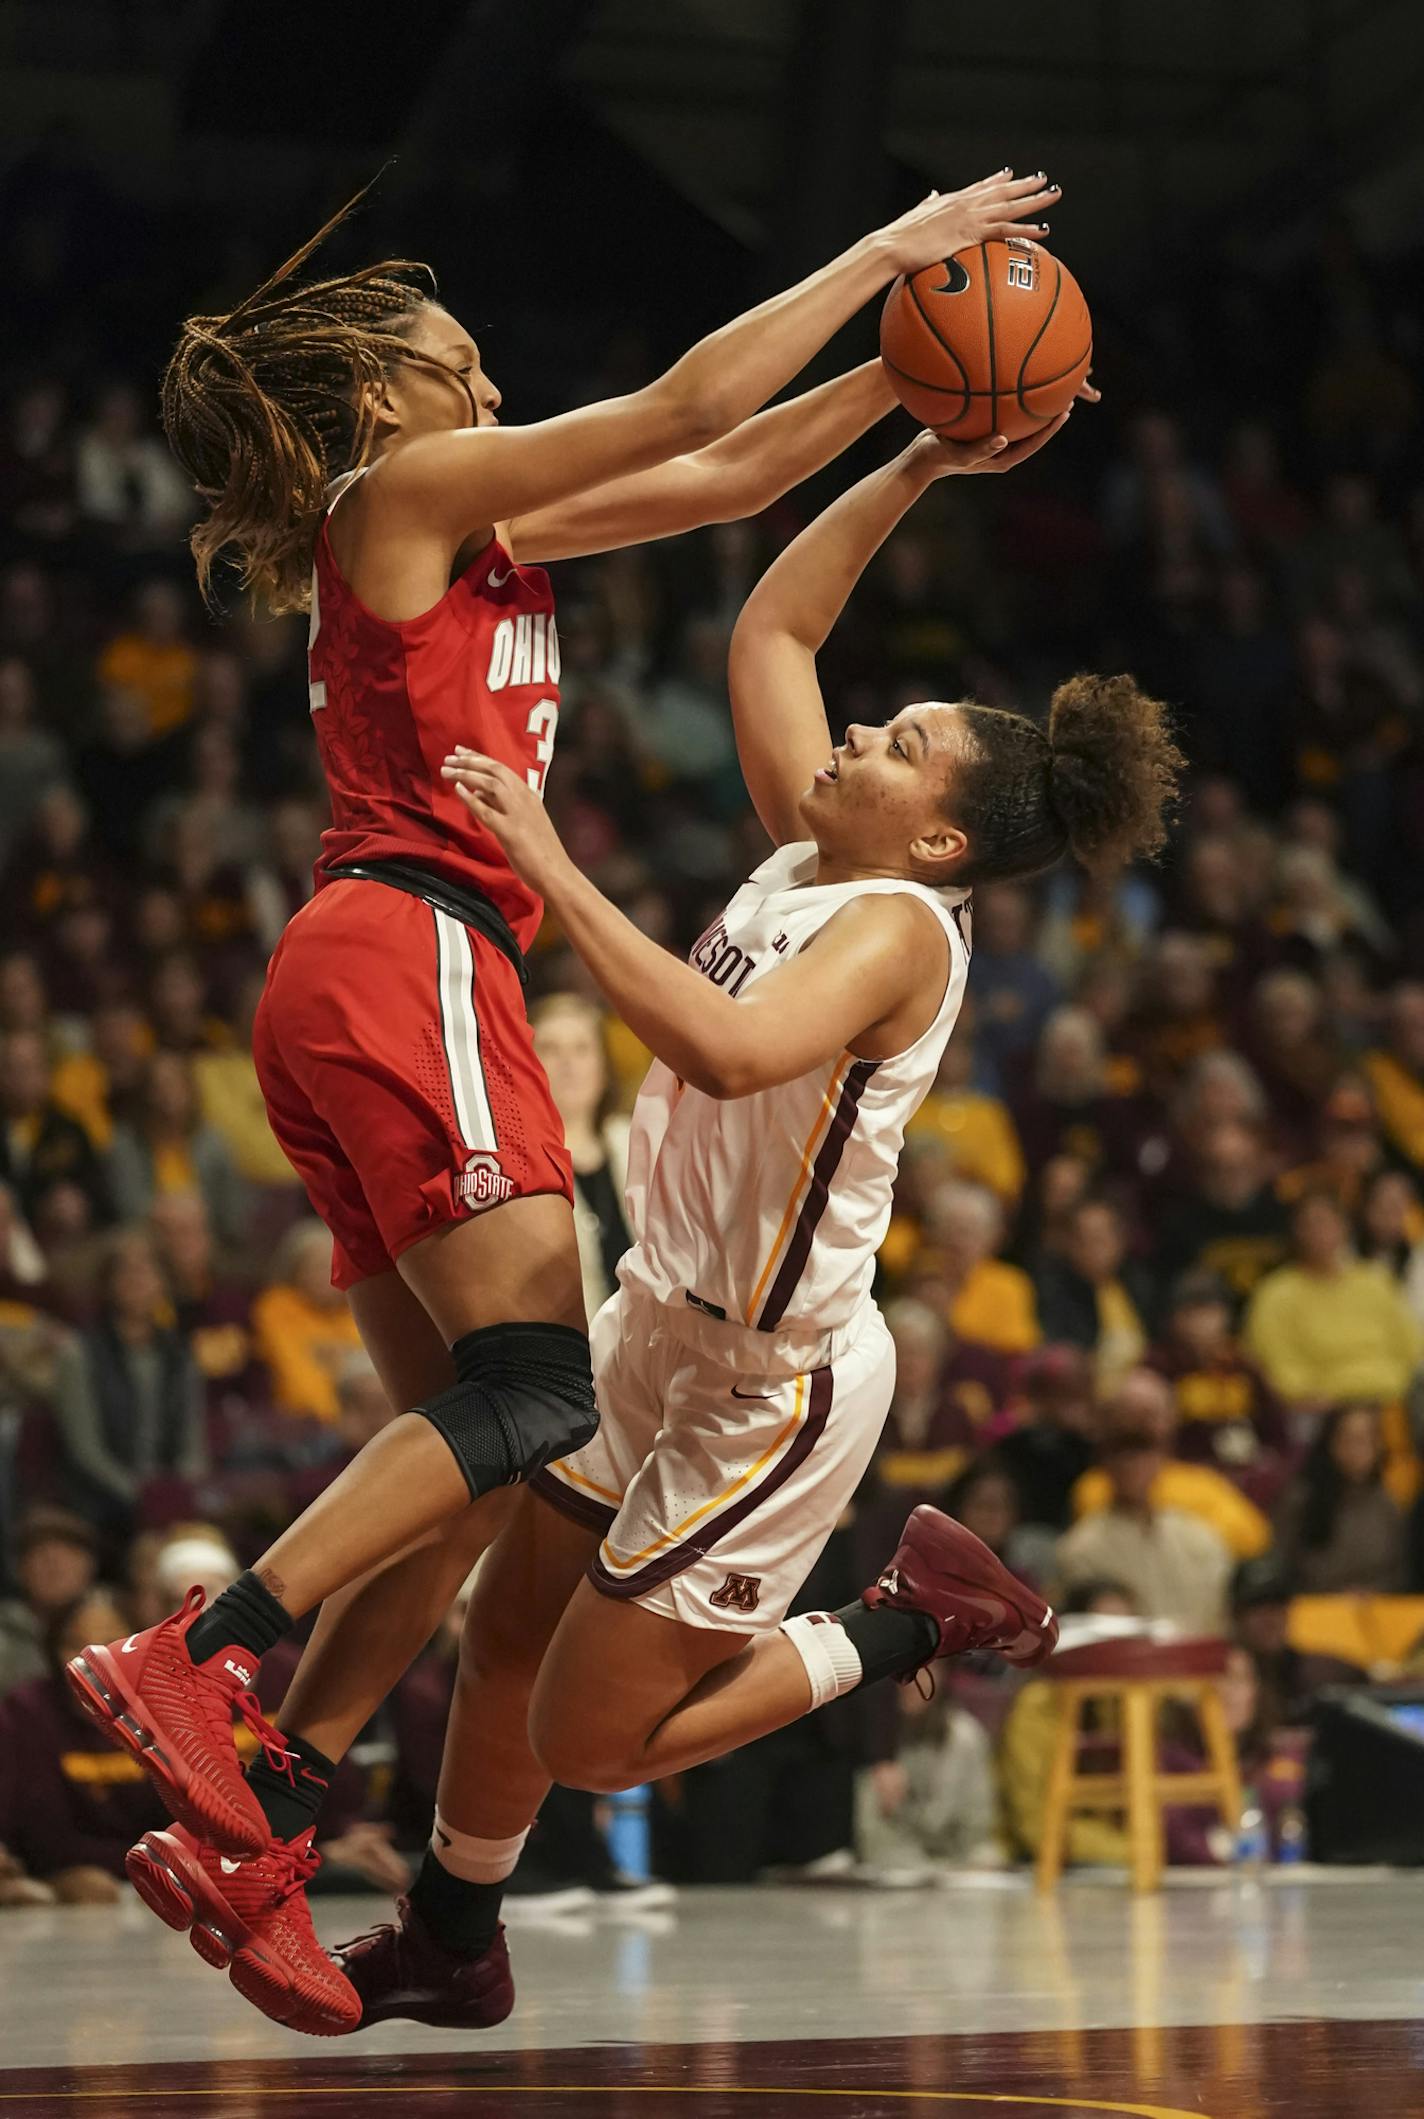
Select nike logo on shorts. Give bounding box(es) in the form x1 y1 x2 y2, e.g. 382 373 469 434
730 1385 773 1401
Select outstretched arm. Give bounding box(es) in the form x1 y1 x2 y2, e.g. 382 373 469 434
507 363 897 563
728 410 1086 847
440 753 948 1096
377 174 1060 543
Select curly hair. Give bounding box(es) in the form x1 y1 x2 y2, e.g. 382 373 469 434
948 673 1185 885
160 188 451 614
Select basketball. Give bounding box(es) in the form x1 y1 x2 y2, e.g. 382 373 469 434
879 239 1093 444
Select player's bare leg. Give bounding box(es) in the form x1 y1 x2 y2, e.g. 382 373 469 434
527 1506 1055 1792
113 1219 589 2036
437 1493 598 1839
331 1493 1055 2029
333 1492 599 2029
68 1195 590 1863
258 1196 587 1615
270 1269 480 1764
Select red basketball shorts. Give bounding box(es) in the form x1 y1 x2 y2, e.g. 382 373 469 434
253 880 573 1289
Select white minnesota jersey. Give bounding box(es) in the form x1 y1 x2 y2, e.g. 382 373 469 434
618 841 971 1357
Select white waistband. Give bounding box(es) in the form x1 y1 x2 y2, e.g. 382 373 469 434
613 1274 881 1377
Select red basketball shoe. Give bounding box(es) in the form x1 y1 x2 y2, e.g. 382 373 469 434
126 1823 360 2036
66 1586 278 1857
863 1504 1058 1670
333 1897 515 2031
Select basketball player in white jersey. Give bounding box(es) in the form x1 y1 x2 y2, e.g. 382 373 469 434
329 412 1182 2024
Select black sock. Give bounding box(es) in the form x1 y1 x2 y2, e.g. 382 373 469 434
186 1569 294 1668
408 1846 506 1960
835 1601 939 1687
245 1731 336 1844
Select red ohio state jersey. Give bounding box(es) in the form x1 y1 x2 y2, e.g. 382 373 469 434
306 496 560 949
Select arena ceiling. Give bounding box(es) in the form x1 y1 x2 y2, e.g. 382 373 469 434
3 0 1421 274
560 0 1424 265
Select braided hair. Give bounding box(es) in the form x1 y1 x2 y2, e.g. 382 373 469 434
161 190 452 614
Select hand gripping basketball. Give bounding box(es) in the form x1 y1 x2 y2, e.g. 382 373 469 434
878 170 1060 278
904 378 1101 478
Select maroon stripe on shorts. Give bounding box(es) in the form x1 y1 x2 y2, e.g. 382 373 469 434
531 1467 619 1535
588 1365 834 1601
756 1059 877 1332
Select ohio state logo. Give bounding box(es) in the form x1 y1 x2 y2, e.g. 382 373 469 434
458 1152 515 1212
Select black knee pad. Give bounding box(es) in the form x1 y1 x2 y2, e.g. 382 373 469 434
414 1322 598 1501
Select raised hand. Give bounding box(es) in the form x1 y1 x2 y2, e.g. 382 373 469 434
879 171 1061 278
911 375 1100 476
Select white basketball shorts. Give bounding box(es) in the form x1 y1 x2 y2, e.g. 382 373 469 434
532 1283 895 1632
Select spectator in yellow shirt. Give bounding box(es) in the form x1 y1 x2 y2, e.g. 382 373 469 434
192 974 301 1188
48 1002 151 1153
910 1179 1041 1357
250 1219 363 1424
107 1051 248 1251
904 1010 1025 1208
1245 1190 1423 1410
1058 1397 1237 1630
95 579 197 740
1070 1366 1272 1561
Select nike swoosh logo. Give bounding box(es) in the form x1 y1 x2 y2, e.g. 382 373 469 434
435 1828 452 1848
488 566 512 587
930 258 971 296
120 1635 140 1654
730 1386 773 1401
220 1857 242 1875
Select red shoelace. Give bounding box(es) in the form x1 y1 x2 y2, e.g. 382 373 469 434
161 1586 293 1779
262 1834 322 1910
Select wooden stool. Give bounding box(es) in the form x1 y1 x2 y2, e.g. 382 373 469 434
1035 1636 1242 1894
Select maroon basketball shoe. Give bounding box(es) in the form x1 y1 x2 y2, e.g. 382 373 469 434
333 1896 515 2031
126 1822 360 2036
863 1504 1058 1670
66 1586 277 1857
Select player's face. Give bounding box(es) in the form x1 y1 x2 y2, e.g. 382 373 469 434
378 305 502 443
800 703 969 879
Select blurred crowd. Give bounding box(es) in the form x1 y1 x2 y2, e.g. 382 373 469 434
5 155 1424 1900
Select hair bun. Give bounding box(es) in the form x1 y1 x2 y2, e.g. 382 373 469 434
1045 674 1183 872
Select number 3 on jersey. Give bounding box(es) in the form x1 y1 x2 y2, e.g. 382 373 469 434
526 699 558 796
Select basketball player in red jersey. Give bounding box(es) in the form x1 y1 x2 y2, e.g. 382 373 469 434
67 172 1061 2030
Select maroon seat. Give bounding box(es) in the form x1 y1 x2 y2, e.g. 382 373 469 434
1045 1635 1230 1683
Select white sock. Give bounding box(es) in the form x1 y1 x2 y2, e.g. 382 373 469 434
430 1813 529 1884
780 1612 864 1710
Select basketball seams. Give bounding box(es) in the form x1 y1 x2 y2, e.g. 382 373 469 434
980 243 997 439
1015 256 1063 417
906 275 972 408
881 354 970 400
1017 340 1094 396
893 343 1092 399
